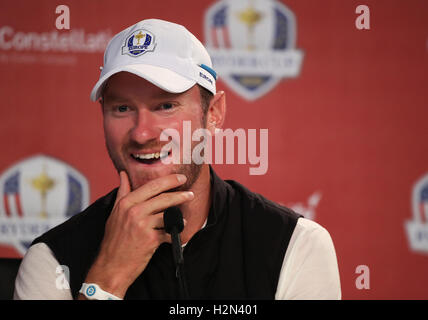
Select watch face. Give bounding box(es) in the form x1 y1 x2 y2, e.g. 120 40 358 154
86 285 96 296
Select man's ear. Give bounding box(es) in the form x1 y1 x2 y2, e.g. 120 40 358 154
206 91 226 135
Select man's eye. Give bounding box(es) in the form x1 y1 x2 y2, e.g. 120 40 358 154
116 105 129 112
158 103 174 111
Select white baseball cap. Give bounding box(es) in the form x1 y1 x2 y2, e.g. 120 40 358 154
90 19 217 101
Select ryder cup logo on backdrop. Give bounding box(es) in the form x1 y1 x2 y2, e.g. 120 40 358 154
204 0 304 101
122 29 156 57
0 154 89 255
405 173 428 254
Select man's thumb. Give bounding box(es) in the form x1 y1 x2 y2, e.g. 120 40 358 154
117 170 131 201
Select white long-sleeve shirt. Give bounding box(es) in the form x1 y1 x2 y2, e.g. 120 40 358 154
14 217 341 300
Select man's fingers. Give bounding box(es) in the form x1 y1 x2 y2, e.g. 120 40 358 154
112 173 191 224
147 214 172 244
150 213 187 230
137 191 194 217
157 230 172 244
125 174 188 205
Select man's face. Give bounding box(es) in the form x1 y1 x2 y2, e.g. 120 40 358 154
101 72 206 191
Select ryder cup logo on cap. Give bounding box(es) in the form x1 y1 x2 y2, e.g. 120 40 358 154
405 172 428 254
121 29 156 57
204 0 304 101
0 155 89 255
90 19 217 101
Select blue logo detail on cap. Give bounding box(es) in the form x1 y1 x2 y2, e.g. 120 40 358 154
200 64 217 80
122 29 156 57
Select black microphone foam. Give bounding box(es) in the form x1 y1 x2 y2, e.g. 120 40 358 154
164 206 184 234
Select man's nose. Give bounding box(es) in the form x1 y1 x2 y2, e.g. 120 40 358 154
130 109 160 145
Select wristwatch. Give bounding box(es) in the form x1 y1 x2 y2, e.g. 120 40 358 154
79 283 122 300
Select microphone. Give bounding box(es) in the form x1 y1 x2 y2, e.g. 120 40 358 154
164 206 184 233
164 206 189 299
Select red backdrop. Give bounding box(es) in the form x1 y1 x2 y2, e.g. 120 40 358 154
1 0 427 299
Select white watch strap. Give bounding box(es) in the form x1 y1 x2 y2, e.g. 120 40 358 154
79 283 122 300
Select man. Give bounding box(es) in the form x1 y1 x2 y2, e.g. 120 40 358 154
14 19 341 300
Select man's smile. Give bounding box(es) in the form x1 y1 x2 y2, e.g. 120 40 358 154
131 151 170 165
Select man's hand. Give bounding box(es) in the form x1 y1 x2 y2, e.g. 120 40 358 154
81 171 194 299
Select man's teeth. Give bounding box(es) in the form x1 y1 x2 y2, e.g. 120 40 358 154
133 152 168 160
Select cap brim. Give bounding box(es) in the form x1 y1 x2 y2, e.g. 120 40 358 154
90 64 196 101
